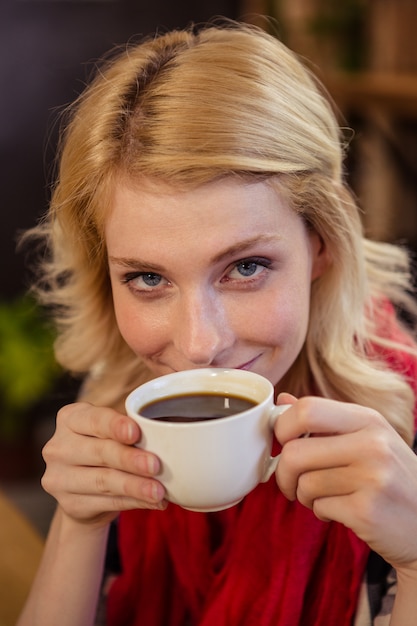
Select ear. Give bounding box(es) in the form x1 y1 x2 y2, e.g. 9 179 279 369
309 231 330 281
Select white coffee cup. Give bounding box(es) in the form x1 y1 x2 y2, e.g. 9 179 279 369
125 368 289 512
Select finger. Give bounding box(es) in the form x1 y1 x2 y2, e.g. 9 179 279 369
94 441 161 476
75 494 168 517
57 492 167 525
275 396 384 444
277 392 297 405
42 464 166 508
46 434 161 477
311 481 417 564
57 402 141 444
276 432 353 499
293 466 377 526
295 466 358 510
311 493 363 525
310 484 391 528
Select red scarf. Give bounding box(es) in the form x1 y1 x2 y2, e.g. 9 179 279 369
107 481 368 626
107 302 417 626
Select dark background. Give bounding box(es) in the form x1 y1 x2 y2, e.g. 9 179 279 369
1 0 240 299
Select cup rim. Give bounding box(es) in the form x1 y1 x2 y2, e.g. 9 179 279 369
125 367 274 426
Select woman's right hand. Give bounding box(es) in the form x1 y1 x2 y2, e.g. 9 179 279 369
41 401 167 527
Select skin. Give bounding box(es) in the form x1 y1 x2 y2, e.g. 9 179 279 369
106 178 326 384
17 178 417 626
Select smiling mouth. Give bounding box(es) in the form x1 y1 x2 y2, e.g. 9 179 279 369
159 355 261 374
236 356 260 370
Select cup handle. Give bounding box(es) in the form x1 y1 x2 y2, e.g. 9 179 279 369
261 404 291 483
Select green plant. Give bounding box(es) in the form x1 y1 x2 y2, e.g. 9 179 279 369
0 295 61 441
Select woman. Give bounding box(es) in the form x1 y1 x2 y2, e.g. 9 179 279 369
18 20 417 626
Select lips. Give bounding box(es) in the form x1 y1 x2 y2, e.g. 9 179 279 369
152 354 262 374
235 355 261 370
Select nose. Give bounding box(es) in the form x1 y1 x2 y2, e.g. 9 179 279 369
173 289 234 367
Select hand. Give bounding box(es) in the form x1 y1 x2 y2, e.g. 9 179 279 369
274 394 417 571
41 402 167 526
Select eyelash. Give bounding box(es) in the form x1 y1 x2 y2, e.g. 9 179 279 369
121 256 272 294
222 257 272 282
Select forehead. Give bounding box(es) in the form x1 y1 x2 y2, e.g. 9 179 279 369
104 177 305 256
106 176 291 230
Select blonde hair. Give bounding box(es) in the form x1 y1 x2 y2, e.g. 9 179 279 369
26 21 417 442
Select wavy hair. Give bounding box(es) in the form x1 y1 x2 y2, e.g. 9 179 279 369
24 21 417 442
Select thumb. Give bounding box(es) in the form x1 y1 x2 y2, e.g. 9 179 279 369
277 392 298 406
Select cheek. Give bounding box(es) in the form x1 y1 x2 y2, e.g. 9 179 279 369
263 296 309 346
113 294 166 359
260 279 311 350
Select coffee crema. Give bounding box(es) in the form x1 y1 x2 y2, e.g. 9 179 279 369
140 392 257 423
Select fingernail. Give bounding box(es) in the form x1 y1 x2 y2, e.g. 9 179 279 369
151 481 165 502
124 421 136 442
147 454 159 475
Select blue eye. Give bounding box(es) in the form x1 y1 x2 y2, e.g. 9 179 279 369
226 257 271 282
141 273 162 287
236 260 260 277
122 271 167 292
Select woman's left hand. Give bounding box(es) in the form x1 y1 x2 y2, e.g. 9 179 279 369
274 394 417 572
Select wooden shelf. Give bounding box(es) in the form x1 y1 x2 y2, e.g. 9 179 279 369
322 72 417 118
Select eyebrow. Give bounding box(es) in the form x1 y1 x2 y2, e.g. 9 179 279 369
108 234 282 272
210 234 281 264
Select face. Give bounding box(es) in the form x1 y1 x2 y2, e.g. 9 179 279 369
105 177 327 390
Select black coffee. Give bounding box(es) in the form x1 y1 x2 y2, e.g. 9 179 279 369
140 392 257 423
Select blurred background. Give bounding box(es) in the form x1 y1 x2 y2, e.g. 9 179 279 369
1 0 417 621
